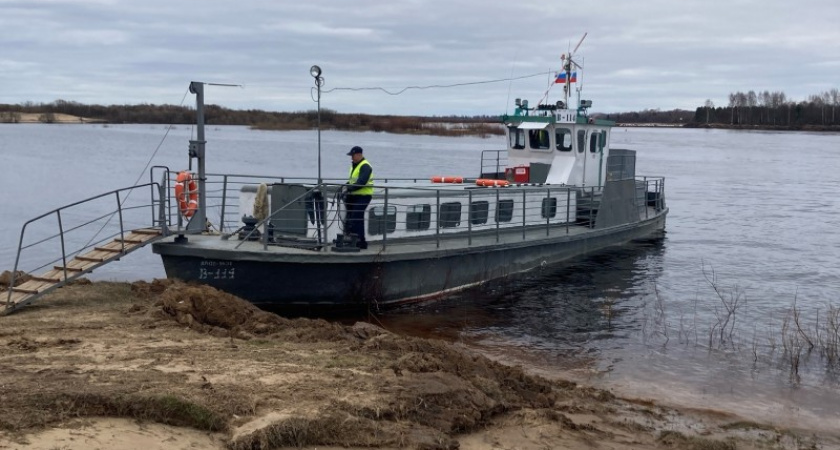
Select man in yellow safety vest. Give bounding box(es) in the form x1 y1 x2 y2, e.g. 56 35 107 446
344 146 374 249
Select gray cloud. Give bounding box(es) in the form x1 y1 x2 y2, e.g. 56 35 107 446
1 0 838 115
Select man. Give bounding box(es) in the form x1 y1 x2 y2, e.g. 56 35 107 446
344 145 374 249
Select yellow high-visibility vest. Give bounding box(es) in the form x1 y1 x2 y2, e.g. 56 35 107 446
348 159 374 196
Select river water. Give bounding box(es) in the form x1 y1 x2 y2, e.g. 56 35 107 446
2 123 839 430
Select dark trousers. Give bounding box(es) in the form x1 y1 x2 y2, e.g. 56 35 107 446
345 195 372 244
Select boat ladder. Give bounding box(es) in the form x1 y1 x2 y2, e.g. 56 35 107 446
1 181 170 316
1 228 164 315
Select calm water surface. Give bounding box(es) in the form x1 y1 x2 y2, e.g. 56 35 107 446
2 124 839 429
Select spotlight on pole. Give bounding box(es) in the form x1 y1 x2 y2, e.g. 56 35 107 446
310 65 324 184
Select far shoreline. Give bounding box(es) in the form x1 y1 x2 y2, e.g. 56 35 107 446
5 112 839 134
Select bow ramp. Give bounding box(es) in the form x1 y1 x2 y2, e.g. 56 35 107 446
1 183 169 316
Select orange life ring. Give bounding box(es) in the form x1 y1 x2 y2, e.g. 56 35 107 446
431 176 464 183
174 171 198 218
475 179 509 187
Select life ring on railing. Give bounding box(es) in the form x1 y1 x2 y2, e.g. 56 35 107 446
475 179 509 187
174 171 198 218
431 176 464 183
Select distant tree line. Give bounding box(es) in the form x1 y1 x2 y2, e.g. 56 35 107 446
598 109 695 124
0 100 503 136
691 89 840 130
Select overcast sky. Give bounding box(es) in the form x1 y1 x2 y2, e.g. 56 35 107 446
1 0 838 116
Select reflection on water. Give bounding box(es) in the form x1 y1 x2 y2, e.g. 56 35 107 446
381 238 666 350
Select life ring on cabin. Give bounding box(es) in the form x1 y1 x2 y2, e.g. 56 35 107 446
475 179 509 187
431 176 464 183
174 171 198 218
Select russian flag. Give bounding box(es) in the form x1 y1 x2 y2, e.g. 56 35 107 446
555 71 577 83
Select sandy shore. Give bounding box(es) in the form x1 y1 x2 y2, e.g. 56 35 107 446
0 279 838 449
2 113 103 124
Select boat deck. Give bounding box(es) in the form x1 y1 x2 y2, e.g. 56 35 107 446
156 206 664 262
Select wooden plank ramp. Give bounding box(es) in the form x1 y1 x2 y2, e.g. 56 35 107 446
0 228 163 316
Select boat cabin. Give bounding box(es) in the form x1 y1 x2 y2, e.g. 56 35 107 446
497 98 616 188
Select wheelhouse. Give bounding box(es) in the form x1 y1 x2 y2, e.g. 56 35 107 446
500 99 615 188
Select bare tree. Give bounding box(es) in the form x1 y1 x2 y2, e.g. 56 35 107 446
728 93 736 124
704 99 714 123
747 91 757 124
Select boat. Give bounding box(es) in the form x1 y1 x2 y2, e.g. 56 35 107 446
2 46 667 314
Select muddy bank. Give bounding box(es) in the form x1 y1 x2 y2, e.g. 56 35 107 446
0 270 31 288
0 280 837 449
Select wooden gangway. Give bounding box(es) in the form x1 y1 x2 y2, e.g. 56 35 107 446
1 228 164 315
1 179 171 316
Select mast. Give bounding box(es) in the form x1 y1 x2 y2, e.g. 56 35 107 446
563 54 571 108
187 81 207 233
563 32 587 109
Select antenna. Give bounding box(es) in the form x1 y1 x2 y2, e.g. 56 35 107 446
505 50 519 115
563 32 587 107
572 32 587 55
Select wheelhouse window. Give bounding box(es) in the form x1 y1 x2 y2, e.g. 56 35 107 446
470 201 489 225
368 205 397 235
555 128 572 152
577 130 586 153
508 127 525 150
406 204 431 231
496 199 514 222
541 197 557 218
589 131 600 153
439 202 462 228
528 129 550 151
599 130 608 153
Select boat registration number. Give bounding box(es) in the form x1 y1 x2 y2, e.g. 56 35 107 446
199 260 235 280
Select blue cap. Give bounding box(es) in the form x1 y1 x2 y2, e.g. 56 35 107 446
347 146 363 156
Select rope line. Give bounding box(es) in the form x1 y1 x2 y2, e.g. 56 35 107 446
80 88 191 251
322 70 554 96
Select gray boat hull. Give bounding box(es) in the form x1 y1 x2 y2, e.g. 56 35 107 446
154 210 666 309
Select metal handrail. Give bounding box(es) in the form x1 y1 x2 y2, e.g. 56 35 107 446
6 182 164 303
232 182 342 249
182 174 448 235
480 149 508 178
209 177 666 254
150 166 171 231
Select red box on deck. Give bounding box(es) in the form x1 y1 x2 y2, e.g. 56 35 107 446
505 165 530 183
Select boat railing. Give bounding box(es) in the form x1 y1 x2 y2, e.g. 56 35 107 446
636 176 666 220
5 182 166 304
364 179 666 250
159 172 442 234
479 149 508 179
203 178 594 251
367 184 584 250
161 170 666 253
